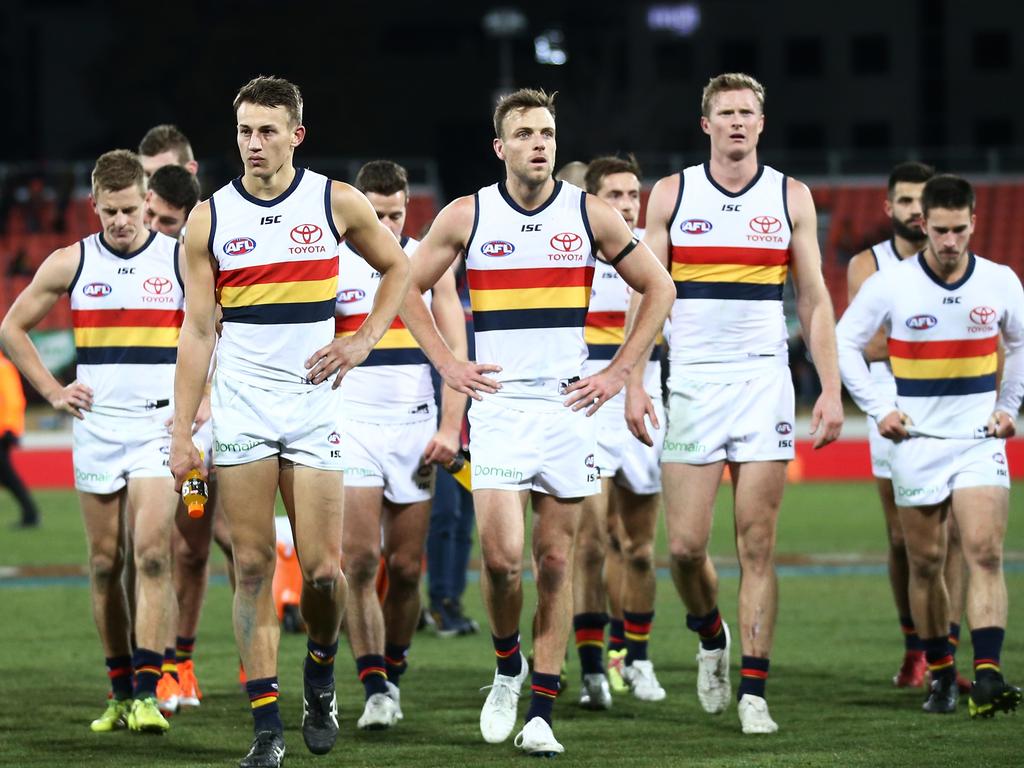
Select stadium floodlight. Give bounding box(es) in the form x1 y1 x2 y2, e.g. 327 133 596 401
535 30 567 66
646 2 701 37
482 7 527 37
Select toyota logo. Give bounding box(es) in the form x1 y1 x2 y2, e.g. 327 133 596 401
749 215 781 235
550 232 583 252
290 224 323 245
144 276 173 295
970 306 996 325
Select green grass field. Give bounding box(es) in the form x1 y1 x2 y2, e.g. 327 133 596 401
2 483 1023 767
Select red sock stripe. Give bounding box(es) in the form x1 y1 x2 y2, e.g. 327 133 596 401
948 635 960 647
900 625 916 636
699 615 722 639
974 658 1000 668
108 666 131 679
358 666 387 681
495 643 520 659
928 655 954 671
624 621 652 635
575 628 605 645
385 656 407 666
741 668 769 680
531 684 559 699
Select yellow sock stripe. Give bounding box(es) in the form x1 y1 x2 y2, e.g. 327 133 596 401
975 663 1001 673
161 662 178 673
250 694 279 709
308 651 335 666
624 631 650 642
575 640 604 649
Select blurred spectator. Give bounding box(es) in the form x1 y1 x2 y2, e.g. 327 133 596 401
0 350 39 528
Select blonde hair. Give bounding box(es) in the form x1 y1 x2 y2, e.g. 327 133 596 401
493 88 557 138
701 73 765 117
91 150 145 197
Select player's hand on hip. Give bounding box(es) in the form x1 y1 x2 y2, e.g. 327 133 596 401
877 409 911 442
625 383 658 447
169 435 205 492
305 337 371 388
50 380 93 420
438 359 502 401
809 390 844 448
423 426 460 466
986 410 1016 438
564 366 627 416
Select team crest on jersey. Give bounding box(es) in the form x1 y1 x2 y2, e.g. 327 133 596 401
775 421 793 435
481 240 515 257
584 454 596 468
82 282 112 297
327 431 342 446
906 314 938 330
224 237 256 256
680 219 712 234
337 289 365 303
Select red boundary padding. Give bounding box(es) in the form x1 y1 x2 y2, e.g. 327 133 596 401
10 441 1023 488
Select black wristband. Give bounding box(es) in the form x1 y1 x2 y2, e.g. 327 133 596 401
608 236 639 266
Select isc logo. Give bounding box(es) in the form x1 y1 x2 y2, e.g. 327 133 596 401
337 289 365 303
224 237 256 256
680 219 712 234
481 240 515 256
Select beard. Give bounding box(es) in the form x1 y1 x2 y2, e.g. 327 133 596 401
892 216 926 245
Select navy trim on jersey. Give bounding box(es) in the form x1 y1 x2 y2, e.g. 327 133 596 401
498 180 562 217
99 230 157 260
173 243 184 290
473 306 588 332
675 281 784 301
207 196 218 258
581 191 598 259
221 297 336 325
587 343 661 362
896 373 996 398
782 175 793 231
918 252 976 291
465 193 480 253
324 179 343 242
362 348 430 367
68 241 86 294
702 162 764 198
76 346 178 365
399 235 410 249
666 173 685 268
230 167 305 208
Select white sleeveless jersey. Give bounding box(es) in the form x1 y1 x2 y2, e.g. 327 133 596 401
69 231 183 416
336 236 434 421
466 181 596 389
839 253 1024 432
667 163 792 379
582 257 662 400
210 168 341 391
867 238 905 393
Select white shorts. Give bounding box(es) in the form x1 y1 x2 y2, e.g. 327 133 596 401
194 418 214 472
891 436 1010 507
211 372 343 471
468 394 599 498
867 416 893 480
341 417 435 504
72 406 173 494
594 399 664 496
662 368 795 464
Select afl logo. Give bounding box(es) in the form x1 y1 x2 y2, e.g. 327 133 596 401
970 306 996 326
775 421 793 435
550 232 582 252
481 240 515 257
993 453 1006 465
224 237 256 256
337 289 365 303
585 454 596 468
749 215 781 234
906 314 938 330
290 224 323 245
327 431 342 446
681 219 712 234
143 276 173 295
83 282 112 297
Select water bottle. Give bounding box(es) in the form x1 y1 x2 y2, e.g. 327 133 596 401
443 451 471 491
182 441 209 518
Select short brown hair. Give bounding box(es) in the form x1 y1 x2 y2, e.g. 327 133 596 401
149 165 201 215
138 124 194 164
233 75 303 126
91 150 145 197
493 88 557 138
701 72 766 117
354 160 409 198
584 155 642 195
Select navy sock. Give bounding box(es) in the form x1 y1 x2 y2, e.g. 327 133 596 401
492 631 522 677
132 647 163 698
737 656 769 700
624 610 654 664
607 618 626 653
525 672 560 725
304 638 338 687
246 677 283 734
573 613 607 675
175 635 195 664
105 655 133 700
385 643 410 686
971 626 1005 680
356 654 389 699
686 607 726 651
900 615 924 652
923 635 955 682
162 647 178 682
